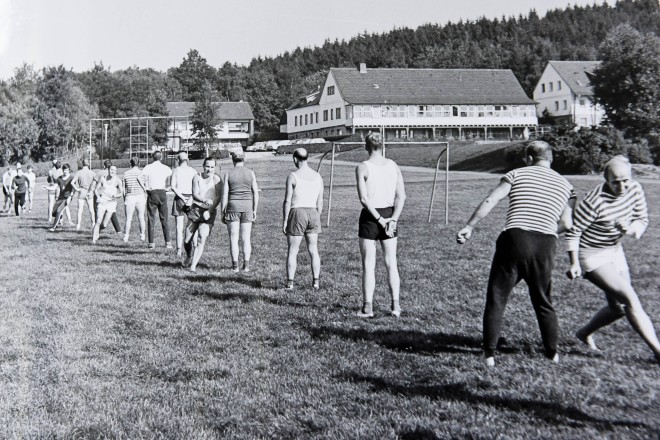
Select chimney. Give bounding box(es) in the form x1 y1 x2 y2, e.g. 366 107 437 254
359 63 367 74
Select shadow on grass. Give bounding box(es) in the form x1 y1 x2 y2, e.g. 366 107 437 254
341 372 652 431
94 248 154 256
186 274 266 289
109 258 188 269
307 326 483 355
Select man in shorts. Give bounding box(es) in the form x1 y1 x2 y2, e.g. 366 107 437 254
2 165 17 213
73 158 97 230
92 160 122 235
11 163 30 216
25 165 36 212
47 160 73 226
356 132 406 318
282 148 324 290
170 152 199 256
183 157 222 272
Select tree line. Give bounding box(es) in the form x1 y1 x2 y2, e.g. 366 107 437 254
0 0 658 165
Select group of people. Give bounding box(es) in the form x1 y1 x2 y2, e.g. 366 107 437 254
3 135 658 367
2 163 36 216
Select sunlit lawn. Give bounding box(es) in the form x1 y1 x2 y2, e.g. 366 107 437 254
0 156 658 438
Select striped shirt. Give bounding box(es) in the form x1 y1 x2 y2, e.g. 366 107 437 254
123 168 146 195
502 166 575 237
565 181 648 251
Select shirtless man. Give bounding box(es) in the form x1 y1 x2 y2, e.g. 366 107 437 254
183 157 222 273
170 152 199 257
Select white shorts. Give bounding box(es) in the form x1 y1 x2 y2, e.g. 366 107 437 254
580 244 629 274
97 196 118 214
124 193 146 208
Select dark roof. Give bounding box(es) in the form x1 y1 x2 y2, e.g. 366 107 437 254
548 61 601 96
329 68 535 105
286 90 322 110
166 101 254 120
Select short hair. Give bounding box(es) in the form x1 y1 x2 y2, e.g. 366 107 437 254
62 163 71 171
130 158 140 168
603 155 631 179
365 132 383 152
103 159 112 169
293 148 308 161
26 165 32 170
525 140 553 162
177 152 189 162
82 158 90 167
153 151 162 161
203 157 216 167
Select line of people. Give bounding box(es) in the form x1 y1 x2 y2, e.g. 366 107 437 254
2 163 36 216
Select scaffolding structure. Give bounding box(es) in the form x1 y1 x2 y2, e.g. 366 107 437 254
129 119 149 164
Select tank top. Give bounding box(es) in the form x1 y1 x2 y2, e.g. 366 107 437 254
226 166 254 212
98 175 121 200
363 159 398 208
291 172 323 209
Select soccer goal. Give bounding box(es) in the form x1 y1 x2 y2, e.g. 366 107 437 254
315 141 450 228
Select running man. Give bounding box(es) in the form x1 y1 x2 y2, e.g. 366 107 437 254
50 164 76 232
170 152 199 256
221 150 259 272
456 140 575 367
91 160 122 235
566 156 660 363
2 165 16 213
11 164 30 216
356 132 406 318
183 157 222 272
142 151 173 249
282 148 324 290
93 165 123 243
25 165 36 212
73 158 97 230
122 158 147 242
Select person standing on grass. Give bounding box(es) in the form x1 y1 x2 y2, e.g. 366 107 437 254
183 157 222 272
142 151 173 249
566 156 660 363
50 164 76 232
92 160 122 235
72 159 97 230
11 164 29 216
92 165 123 244
122 158 147 243
282 148 324 290
170 152 199 257
2 165 17 213
456 140 575 367
356 132 406 318
47 160 73 226
221 150 259 272
25 165 36 213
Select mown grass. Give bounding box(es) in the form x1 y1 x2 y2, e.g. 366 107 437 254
0 159 659 439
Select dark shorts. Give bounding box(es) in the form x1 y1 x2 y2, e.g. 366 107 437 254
224 211 253 223
286 208 321 236
358 207 396 241
187 205 216 225
172 194 192 217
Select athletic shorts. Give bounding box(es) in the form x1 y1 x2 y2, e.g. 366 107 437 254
286 207 321 236
580 244 629 274
172 194 192 216
358 207 396 241
224 211 253 223
97 196 118 215
124 193 146 208
187 205 216 225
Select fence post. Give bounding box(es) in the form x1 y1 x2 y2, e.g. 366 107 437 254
327 142 336 228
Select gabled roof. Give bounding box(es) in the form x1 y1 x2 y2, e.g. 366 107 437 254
548 61 601 96
287 90 322 110
166 101 254 120
329 68 535 105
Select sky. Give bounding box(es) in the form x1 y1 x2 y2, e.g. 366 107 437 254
0 0 612 80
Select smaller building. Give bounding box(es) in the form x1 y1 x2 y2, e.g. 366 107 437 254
533 61 605 127
165 101 255 149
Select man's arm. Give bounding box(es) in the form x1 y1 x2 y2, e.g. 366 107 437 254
456 180 511 243
221 177 229 215
391 166 406 222
557 197 576 234
251 171 259 220
282 173 294 234
316 175 324 216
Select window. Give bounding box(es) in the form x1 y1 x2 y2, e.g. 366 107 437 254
579 98 586 106
336 108 341 119
323 110 328 121
542 84 546 93
330 109 333 120
310 113 313 124
294 116 298 127
557 81 562 90
346 106 353 119
315 112 319 123
304 114 308 125
452 106 458 117
562 100 567 110
228 122 247 133
554 101 559 111
327 86 335 95
549 82 554 92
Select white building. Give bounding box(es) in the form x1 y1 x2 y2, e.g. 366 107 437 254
166 101 255 149
533 61 605 127
283 64 537 141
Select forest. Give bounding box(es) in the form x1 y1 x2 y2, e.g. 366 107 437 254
0 0 659 165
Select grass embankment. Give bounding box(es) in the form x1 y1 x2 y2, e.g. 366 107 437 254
0 159 659 438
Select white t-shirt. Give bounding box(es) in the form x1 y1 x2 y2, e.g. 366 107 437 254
142 161 173 190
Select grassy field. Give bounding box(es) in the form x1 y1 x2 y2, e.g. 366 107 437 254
1 157 659 439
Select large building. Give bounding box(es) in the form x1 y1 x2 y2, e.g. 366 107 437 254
282 65 537 141
165 101 255 149
533 61 605 127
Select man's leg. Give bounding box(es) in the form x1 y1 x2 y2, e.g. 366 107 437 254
64 198 73 225
93 204 108 242
305 233 321 288
286 235 303 285
147 193 157 246
226 221 240 271
136 200 146 240
124 201 136 241
190 224 211 272
86 197 96 227
176 216 185 256
48 193 55 222
381 237 400 315
158 192 171 246
525 247 560 360
183 220 199 267
110 212 121 233
358 238 377 317
28 190 33 211
240 222 253 270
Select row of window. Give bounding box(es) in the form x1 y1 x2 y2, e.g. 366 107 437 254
541 80 562 93
351 104 535 119
293 128 343 139
293 107 342 127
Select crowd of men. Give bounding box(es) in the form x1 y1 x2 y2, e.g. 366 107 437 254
2 135 658 367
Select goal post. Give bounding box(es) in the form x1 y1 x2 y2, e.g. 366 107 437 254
315 140 450 228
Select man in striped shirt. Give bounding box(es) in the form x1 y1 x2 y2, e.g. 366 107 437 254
457 141 575 367
566 156 660 362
